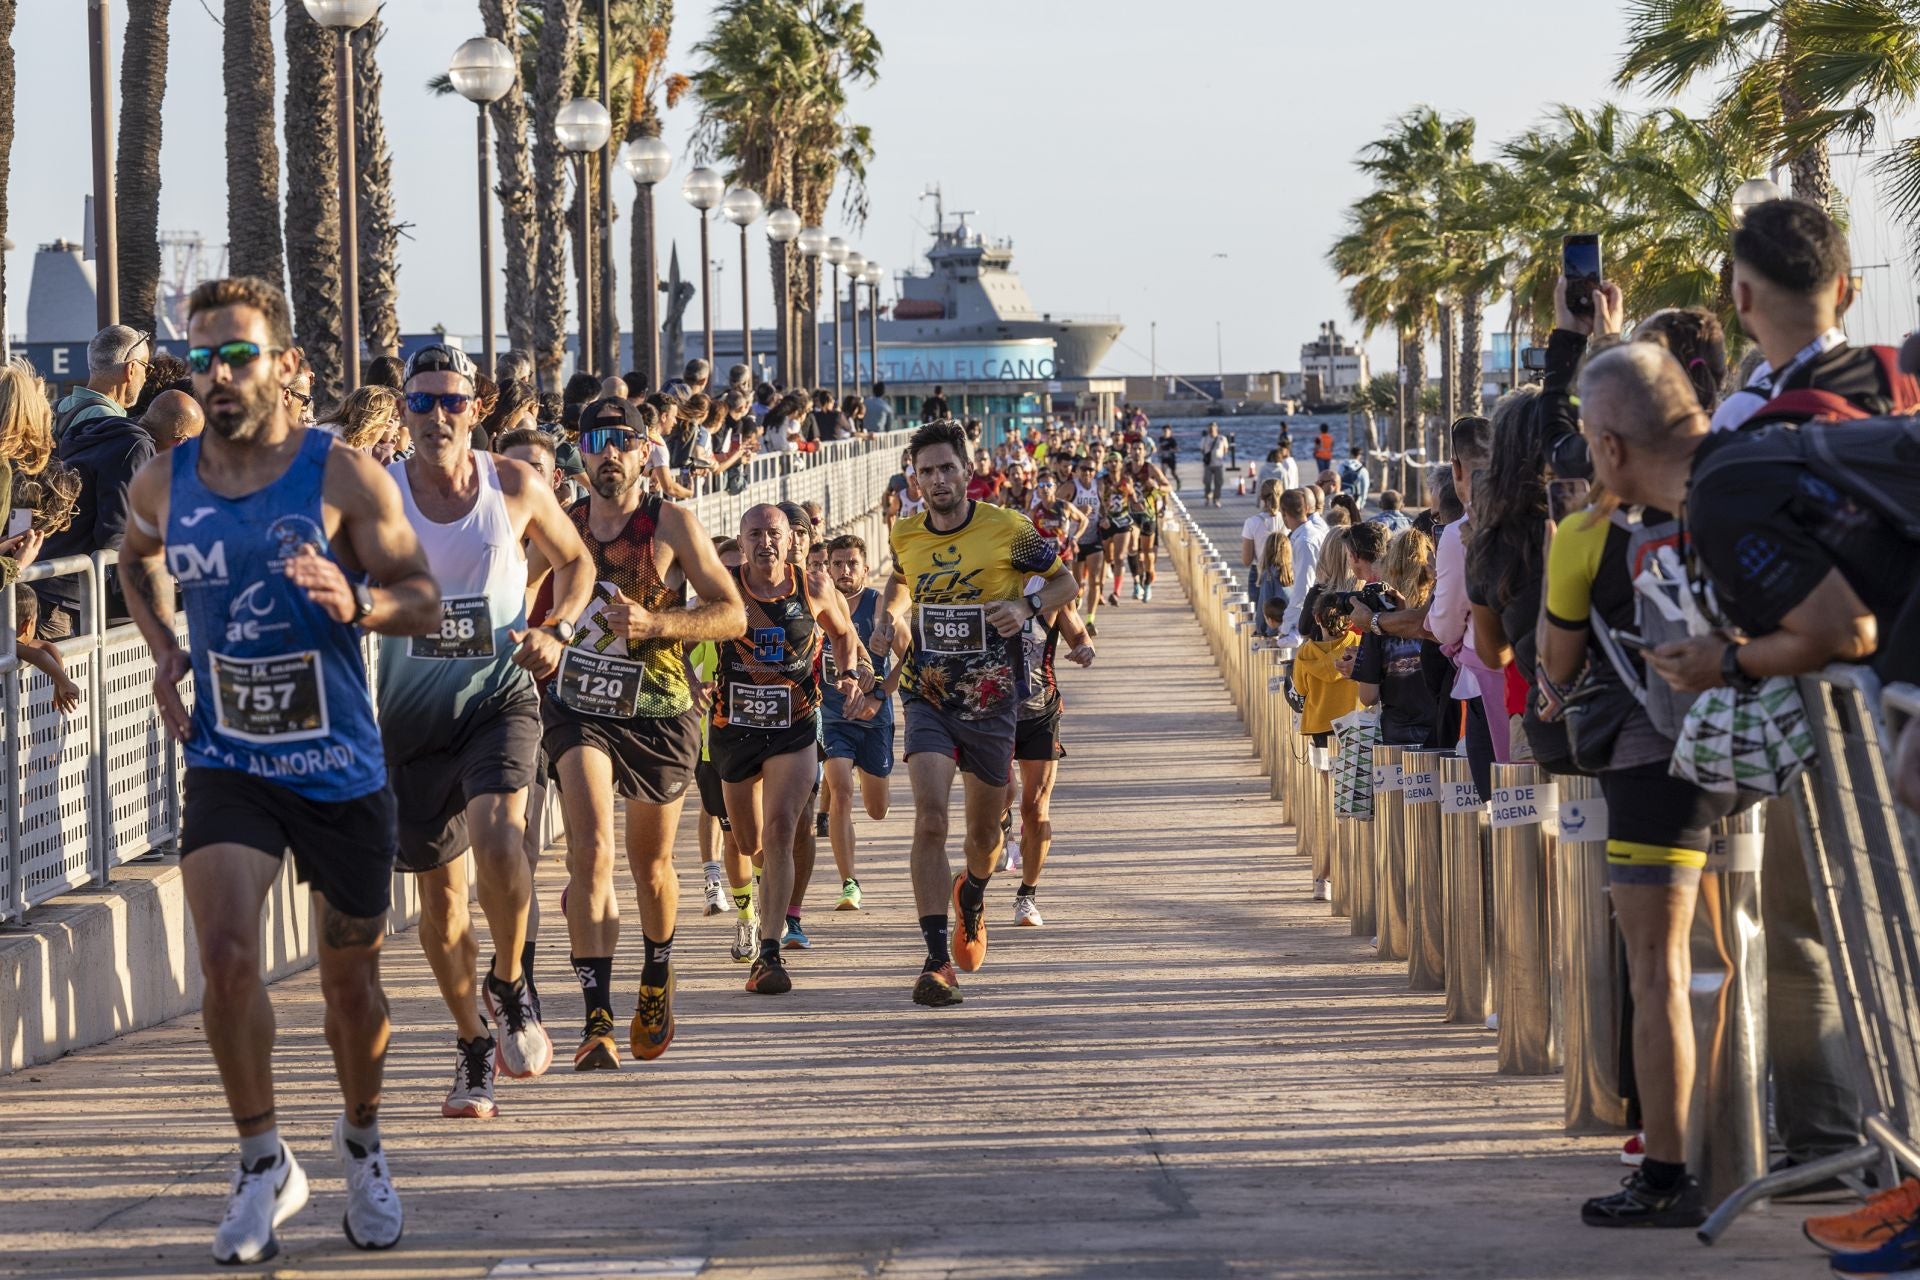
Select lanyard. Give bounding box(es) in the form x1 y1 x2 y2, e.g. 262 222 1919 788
1764 328 1847 396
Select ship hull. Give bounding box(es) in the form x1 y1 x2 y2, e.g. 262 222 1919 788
873 318 1120 379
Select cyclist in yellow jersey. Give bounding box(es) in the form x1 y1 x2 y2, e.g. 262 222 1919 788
871 419 1079 1007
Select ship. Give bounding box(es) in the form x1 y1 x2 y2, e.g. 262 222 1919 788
854 187 1123 379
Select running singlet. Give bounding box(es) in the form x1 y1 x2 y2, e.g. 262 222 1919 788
1127 464 1158 515
710 565 820 731
1018 616 1063 722
377 451 530 727
168 429 385 800
821 586 892 728
890 501 1062 719
1071 479 1101 544
1030 499 1075 560
533 493 692 719
1098 476 1136 531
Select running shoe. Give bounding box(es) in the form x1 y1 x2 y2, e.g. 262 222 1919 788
572 1009 621 1072
951 873 988 972
745 958 792 994
702 870 726 917
1106 589 1120 606
483 970 553 1080
912 961 963 1008
731 913 757 963
1087 619 1098 638
816 810 830 838
1620 1133 1646 1167
630 968 675 1062
1832 1217 1920 1277
330 1116 404 1251
442 1036 499 1118
1132 581 1143 601
1312 878 1331 902
1143 584 1154 602
1013 894 1044 927
211 1145 309 1265
835 879 863 911
782 919 812 950
1580 1171 1705 1228
1806 1178 1920 1254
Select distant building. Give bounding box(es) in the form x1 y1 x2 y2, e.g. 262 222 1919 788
1299 320 1369 401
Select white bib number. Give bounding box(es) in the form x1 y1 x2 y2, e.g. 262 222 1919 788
919 604 987 657
556 648 646 719
728 683 793 730
210 650 330 744
410 594 496 661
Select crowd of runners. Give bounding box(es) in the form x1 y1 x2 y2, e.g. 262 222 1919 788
89 275 1161 1264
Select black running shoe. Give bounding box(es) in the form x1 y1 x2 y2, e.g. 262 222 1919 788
816 810 830 838
1581 1172 1706 1228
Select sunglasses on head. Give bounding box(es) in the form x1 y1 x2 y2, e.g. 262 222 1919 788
405 391 474 415
580 426 645 454
186 340 281 374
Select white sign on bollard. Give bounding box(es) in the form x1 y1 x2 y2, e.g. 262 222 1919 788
1440 780 1486 814
1488 782 1560 830
1373 762 1405 793
1557 796 1610 844
1403 768 1439 805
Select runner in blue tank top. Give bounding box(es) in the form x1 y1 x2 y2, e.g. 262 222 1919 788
117 277 440 1266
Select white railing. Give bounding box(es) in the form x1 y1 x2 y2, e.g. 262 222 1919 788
0 429 912 922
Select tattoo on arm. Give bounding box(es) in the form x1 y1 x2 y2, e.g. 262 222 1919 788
123 554 175 629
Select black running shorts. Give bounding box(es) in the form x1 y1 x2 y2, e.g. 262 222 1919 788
387 696 541 874
541 701 700 805
181 768 397 920
695 756 730 829
1014 704 1066 763
710 716 821 785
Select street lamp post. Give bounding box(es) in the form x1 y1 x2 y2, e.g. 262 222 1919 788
822 236 849 402
449 36 517 377
87 0 119 327
721 187 764 381
557 97 612 377
595 0 617 376
863 262 883 391
619 136 672 390
304 0 381 391
841 251 866 397
682 167 726 371
765 208 802 389
1732 176 1785 227
797 226 828 388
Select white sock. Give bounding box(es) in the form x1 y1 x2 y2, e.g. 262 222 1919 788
239 1128 280 1170
341 1117 381 1156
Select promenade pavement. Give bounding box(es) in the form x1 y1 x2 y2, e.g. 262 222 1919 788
0 484 1817 1278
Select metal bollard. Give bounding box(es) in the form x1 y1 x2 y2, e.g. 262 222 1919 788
1373 745 1409 961
1403 748 1446 992
1687 805 1769 1205
1555 775 1630 1133
1440 754 1492 1025
1349 814 1377 939
1490 763 1562 1076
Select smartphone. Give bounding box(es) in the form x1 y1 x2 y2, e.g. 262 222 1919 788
1614 631 1651 655
1548 477 1590 522
1564 234 1603 317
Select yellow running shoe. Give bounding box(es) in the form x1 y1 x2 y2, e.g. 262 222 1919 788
629 968 675 1062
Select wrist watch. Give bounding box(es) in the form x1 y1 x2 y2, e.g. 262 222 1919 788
352 582 375 625
546 618 577 644
1025 592 1045 617
1369 611 1384 636
1721 642 1760 693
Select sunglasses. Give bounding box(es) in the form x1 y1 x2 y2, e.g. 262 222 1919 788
405 391 474 415
580 426 646 454
186 340 281 374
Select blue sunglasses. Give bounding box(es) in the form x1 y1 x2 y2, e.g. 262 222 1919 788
406 391 474 415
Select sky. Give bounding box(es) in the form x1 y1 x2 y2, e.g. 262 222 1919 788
9 0 1920 377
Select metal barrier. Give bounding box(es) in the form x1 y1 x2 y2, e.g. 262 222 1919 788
1703 664 1920 1241
0 433 910 924
1440 753 1493 1024
1688 806 1768 1206
1491 762 1561 1076
1554 774 1628 1133
1403 748 1445 992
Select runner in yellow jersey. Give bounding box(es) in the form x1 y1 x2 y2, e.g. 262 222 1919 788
870 419 1079 1006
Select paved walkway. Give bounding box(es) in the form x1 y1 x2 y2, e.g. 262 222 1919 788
0 494 1816 1278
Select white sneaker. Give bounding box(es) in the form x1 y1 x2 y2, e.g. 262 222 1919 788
702 863 726 916
331 1117 404 1251
1000 838 1022 873
442 1037 499 1118
1013 894 1044 927
212 1144 309 1265
1312 878 1331 902
731 913 757 964
484 972 553 1080
1486 1011 1499 1031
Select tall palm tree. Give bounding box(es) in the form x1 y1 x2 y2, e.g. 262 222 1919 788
692 0 880 389
225 0 284 286
115 0 170 334
0 0 12 334
284 2 343 402
531 0 584 387
355 12 400 359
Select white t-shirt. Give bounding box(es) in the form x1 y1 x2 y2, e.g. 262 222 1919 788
1241 511 1280 555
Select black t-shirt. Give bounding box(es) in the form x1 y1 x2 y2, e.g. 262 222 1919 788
1467 554 1542 684
1353 629 1441 746
1687 429 1915 644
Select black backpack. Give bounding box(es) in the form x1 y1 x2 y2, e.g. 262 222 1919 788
1690 414 1920 542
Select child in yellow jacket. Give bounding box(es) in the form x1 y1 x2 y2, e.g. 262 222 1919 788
1294 620 1360 739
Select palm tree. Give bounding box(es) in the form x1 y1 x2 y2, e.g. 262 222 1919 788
115 0 170 334
355 12 400 359
531 0 584 387
283 2 343 402
225 0 284 286
0 0 12 333
692 0 880 389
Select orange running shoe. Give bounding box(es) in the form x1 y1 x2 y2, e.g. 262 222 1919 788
1806 1178 1920 1254
912 962 962 1008
573 1009 621 1072
745 959 792 994
629 967 675 1062
951 873 987 973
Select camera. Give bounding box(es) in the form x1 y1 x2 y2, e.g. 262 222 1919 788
1547 428 1592 481
1323 581 1395 620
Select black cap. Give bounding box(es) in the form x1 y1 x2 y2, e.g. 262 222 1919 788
580 396 642 433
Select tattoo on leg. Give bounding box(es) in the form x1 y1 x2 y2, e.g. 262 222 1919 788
351 1102 379 1128
322 903 386 950
234 1108 276 1127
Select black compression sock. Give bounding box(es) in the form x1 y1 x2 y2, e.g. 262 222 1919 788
920 914 951 967
1016 882 1037 899
1640 1157 1687 1194
960 871 989 916
641 933 673 988
519 937 537 985
572 954 613 1019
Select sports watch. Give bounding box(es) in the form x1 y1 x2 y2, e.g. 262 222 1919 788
1025 592 1046 618
546 618 577 644
1721 643 1760 694
352 582 375 625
